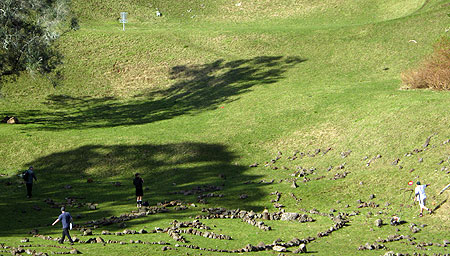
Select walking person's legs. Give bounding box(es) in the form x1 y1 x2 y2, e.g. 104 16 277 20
60 229 66 243
65 228 74 244
419 199 430 216
26 183 32 198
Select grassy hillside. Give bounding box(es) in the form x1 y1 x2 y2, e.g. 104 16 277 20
1 0 449 255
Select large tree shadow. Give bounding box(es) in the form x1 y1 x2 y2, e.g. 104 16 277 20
5 56 305 130
0 142 265 235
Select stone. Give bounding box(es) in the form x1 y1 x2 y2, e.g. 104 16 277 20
70 249 81 254
293 244 307 253
29 229 39 235
291 181 298 188
20 238 30 243
257 241 266 248
281 212 299 221
83 229 92 236
96 237 105 243
273 246 286 252
375 219 383 227
6 116 19 124
239 194 248 199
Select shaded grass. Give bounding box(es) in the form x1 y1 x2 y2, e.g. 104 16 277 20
1 0 450 255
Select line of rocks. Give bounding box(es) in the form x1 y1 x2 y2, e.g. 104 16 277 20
173 236 312 253
81 202 189 229
270 191 281 202
2 242 80 255
383 252 450 256
195 208 272 231
357 242 386 251
290 193 302 203
170 185 222 196
173 213 348 254
43 197 96 211
365 154 382 167
331 171 350 180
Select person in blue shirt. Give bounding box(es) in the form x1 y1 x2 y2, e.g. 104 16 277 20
52 207 74 245
23 166 37 198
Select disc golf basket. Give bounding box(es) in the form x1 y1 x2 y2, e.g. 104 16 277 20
119 12 128 31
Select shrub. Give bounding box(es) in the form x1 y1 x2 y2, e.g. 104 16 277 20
401 36 450 90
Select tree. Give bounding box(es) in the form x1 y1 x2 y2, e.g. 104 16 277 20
0 0 78 79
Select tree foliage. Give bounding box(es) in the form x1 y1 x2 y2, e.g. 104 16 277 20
0 0 78 79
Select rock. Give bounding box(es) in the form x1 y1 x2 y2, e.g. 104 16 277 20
291 181 298 188
6 116 19 124
273 246 286 252
257 241 266 248
281 212 299 221
96 237 105 243
390 216 400 226
83 229 92 236
369 194 375 199
20 238 29 243
375 219 383 227
28 229 38 235
443 240 449 245
293 243 307 253
70 249 81 254
239 194 248 199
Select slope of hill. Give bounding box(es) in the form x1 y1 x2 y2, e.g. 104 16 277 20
0 0 449 255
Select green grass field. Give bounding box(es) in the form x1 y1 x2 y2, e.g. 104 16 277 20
1 0 450 255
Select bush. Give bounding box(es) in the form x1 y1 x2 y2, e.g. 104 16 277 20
401 36 450 90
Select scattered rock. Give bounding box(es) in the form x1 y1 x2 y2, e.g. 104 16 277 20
239 194 248 199
6 116 19 124
375 219 383 227
291 181 298 188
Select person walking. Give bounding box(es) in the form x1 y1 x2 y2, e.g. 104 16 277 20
52 207 74 245
414 181 432 217
23 166 37 198
133 173 144 208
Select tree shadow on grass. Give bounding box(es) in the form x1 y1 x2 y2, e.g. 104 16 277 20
7 55 305 130
0 142 265 235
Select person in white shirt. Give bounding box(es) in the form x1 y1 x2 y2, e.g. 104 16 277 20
414 181 432 217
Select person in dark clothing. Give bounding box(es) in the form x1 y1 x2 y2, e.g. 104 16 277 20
133 173 144 208
23 166 37 198
52 207 74 245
